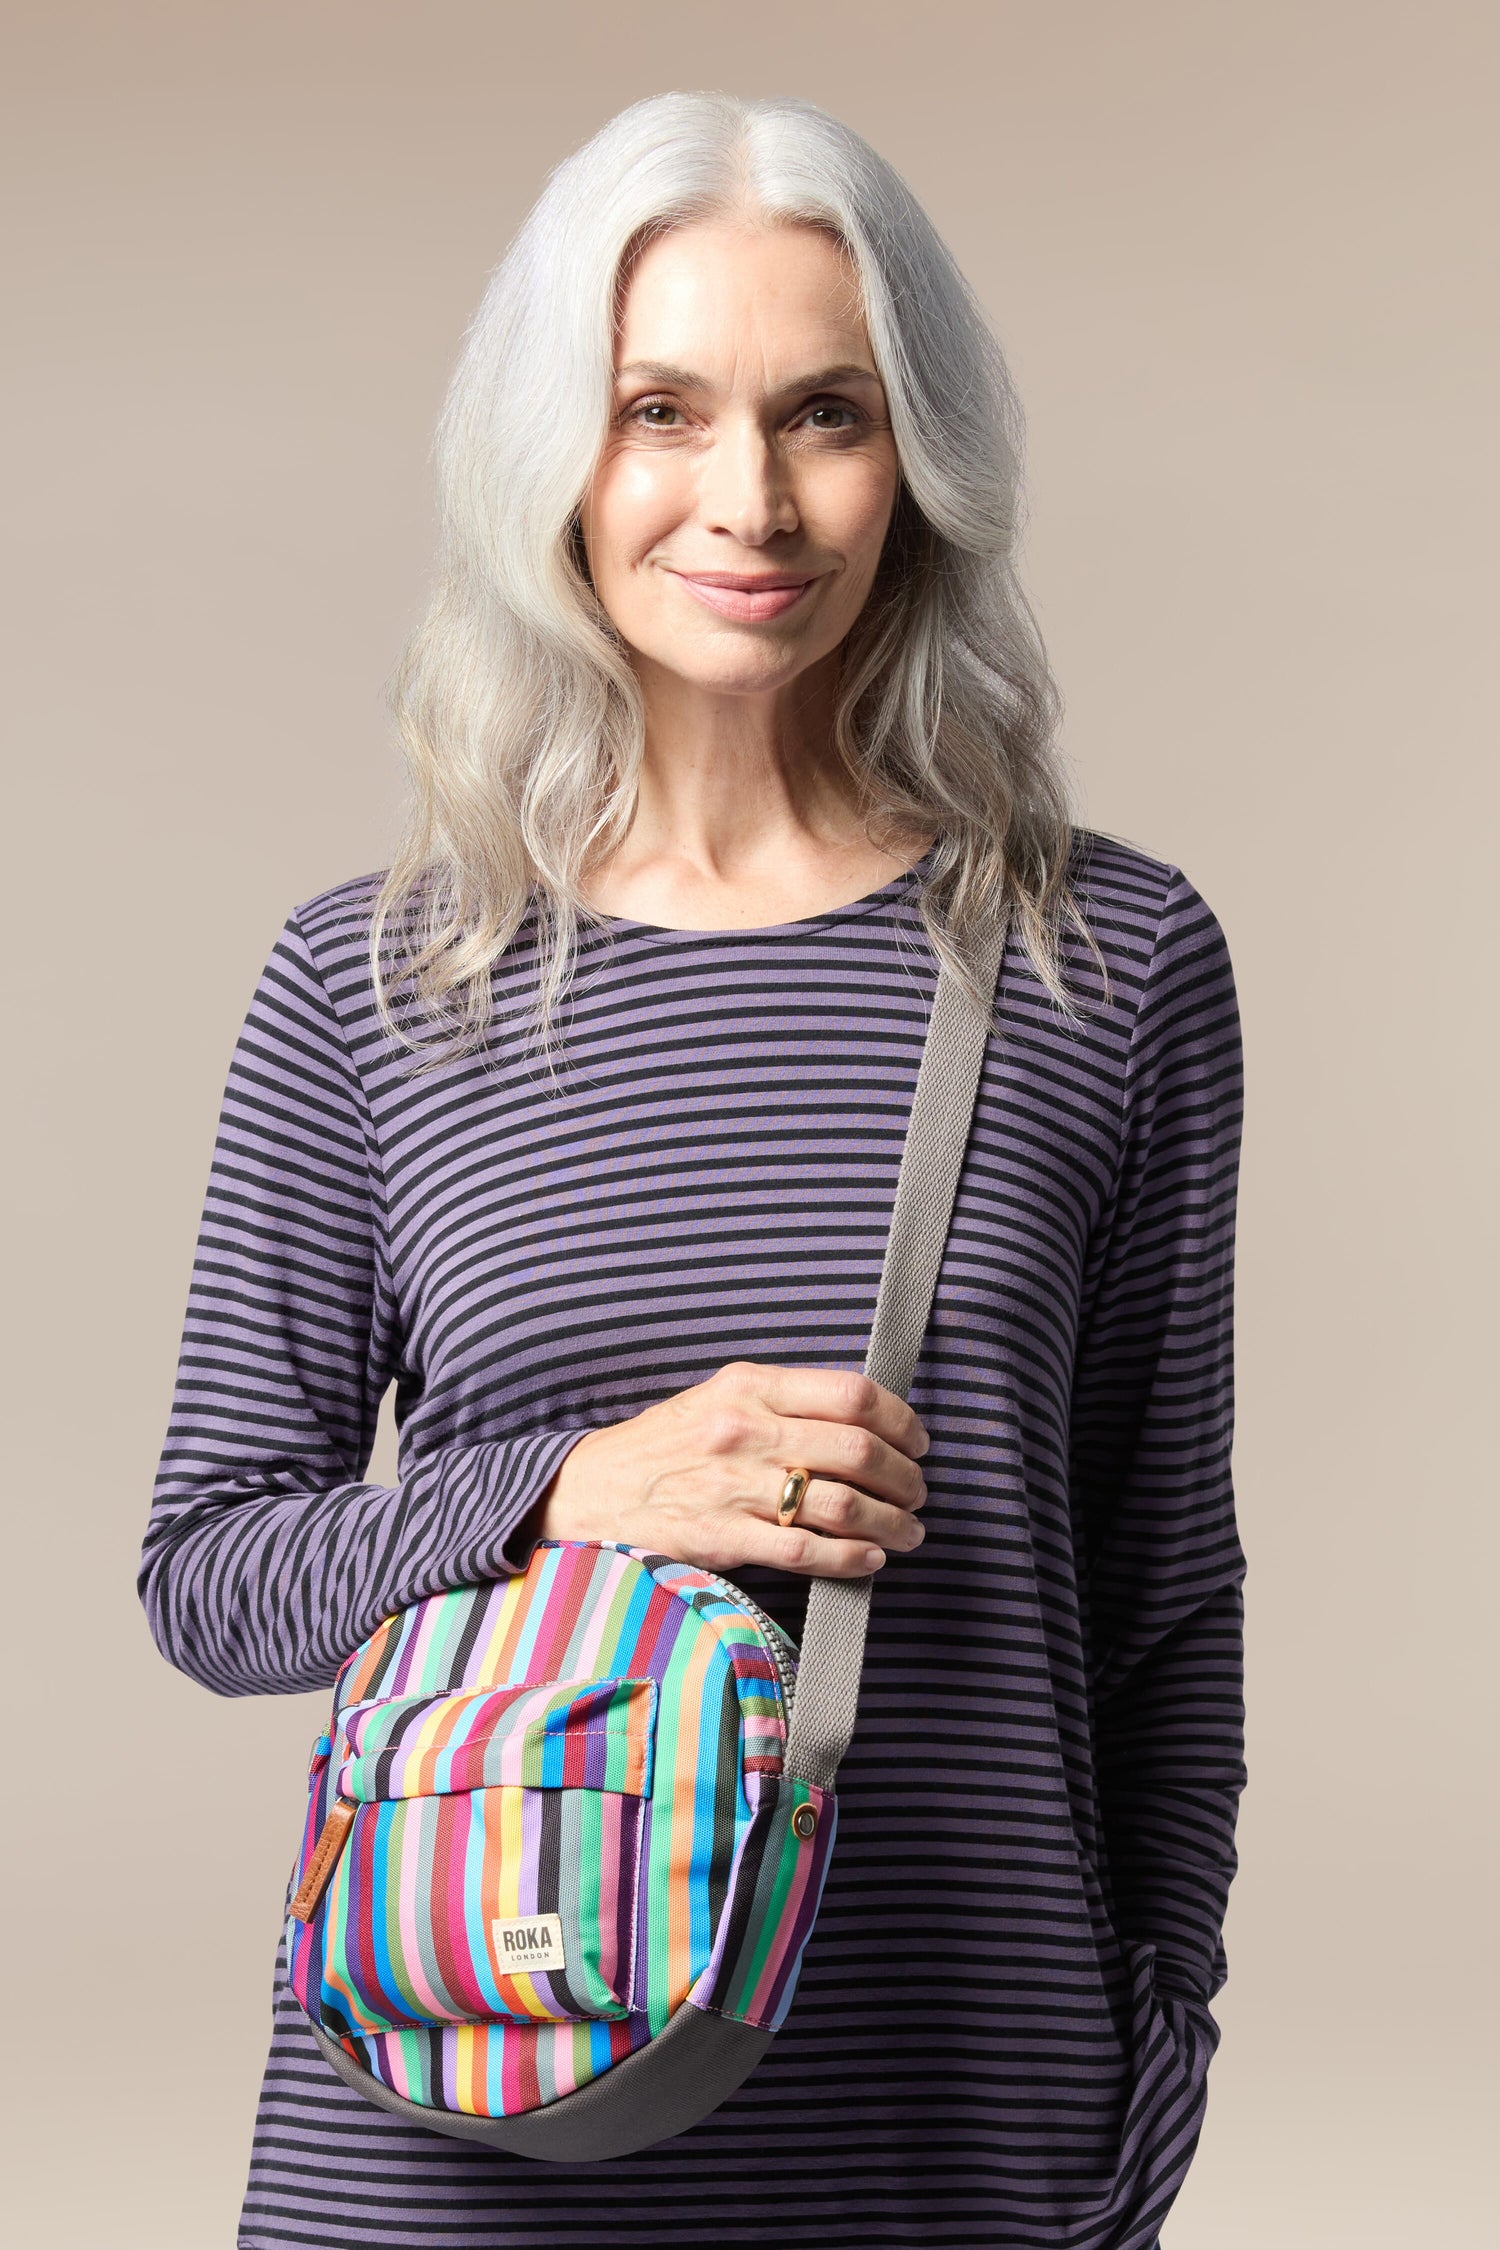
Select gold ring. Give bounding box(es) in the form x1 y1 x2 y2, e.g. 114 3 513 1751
777 1469 812 1528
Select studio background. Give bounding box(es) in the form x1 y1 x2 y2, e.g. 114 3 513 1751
5 4 1493 2243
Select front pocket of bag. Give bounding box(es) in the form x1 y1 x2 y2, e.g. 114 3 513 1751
315 1676 655 2035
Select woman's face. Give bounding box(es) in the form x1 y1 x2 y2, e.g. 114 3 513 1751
578 217 901 700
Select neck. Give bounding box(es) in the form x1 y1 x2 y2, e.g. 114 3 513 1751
628 648 847 865
581 652 931 928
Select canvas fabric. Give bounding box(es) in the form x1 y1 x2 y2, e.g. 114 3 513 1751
286 1542 831 2116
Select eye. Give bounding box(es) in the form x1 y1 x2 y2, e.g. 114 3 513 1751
801 398 864 433
622 395 684 430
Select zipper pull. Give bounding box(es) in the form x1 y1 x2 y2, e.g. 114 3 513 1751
289 1798 356 1922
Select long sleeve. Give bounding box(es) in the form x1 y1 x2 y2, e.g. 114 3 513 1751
138 912 590 1698
1069 867 1247 2009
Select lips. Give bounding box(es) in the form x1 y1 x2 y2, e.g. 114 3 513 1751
669 570 818 623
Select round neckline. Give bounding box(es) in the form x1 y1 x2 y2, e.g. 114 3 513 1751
587 846 937 944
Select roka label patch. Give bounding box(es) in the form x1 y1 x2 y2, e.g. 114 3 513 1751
492 1912 567 1973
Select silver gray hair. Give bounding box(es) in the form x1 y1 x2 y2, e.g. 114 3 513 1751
375 89 1095 1067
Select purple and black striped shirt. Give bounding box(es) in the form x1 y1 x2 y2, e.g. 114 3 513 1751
141 830 1245 2249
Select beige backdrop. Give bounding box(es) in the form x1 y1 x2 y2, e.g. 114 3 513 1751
5 3 1494 2243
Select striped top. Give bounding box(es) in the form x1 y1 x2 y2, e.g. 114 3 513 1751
141 830 1245 2250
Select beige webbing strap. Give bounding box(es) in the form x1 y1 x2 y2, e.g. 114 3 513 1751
782 907 1008 1793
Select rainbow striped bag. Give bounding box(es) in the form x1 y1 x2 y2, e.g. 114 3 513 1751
283 917 1005 2160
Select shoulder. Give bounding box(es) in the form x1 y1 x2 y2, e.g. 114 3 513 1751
1057 829 1239 1118
255 871 394 1044
1061 827 1234 1001
993 828 1235 1081
227 873 391 1078
1066 827 1227 955
284 870 387 984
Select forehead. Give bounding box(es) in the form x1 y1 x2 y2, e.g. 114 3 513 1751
613 220 872 373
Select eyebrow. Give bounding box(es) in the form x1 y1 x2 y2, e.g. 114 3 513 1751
615 359 884 393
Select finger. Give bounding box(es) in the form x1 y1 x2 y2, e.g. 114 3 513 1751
771 1415 928 1511
719 1361 929 1460
790 1479 925 1552
707 1512 888 1582
771 1526 889 1579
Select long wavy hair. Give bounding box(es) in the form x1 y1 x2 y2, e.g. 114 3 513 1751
374 89 1095 1068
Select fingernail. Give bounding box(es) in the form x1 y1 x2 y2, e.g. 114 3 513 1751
907 1521 925 1548
864 1549 885 1572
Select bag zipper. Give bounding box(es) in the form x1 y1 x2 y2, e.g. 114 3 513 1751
695 1570 801 1716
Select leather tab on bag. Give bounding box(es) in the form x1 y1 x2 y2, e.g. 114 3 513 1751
289 1798 356 1922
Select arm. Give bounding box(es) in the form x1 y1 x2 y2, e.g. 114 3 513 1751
1069 868 1247 2009
138 911 590 1698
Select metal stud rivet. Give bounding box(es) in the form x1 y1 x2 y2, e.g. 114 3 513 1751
792 1803 818 1840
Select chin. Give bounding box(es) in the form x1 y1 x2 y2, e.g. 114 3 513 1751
698 662 808 696
638 636 824 699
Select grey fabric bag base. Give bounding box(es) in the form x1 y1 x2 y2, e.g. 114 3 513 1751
308 910 1006 2160
309 2004 772 2162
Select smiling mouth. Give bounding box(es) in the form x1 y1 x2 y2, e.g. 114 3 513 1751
669 571 819 623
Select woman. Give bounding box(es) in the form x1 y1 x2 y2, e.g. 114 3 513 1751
141 90 1244 2250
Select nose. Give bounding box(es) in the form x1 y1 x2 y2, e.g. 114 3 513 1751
698 413 799 546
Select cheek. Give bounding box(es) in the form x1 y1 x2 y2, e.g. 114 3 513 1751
812 458 899 578
589 455 689 578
